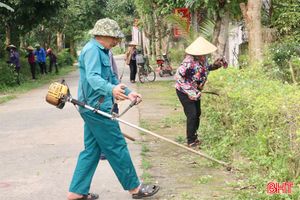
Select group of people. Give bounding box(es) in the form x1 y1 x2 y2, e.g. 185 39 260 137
67 16 228 200
6 44 58 82
25 44 59 80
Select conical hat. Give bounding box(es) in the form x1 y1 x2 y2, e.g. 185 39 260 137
185 36 217 56
27 46 34 51
128 41 138 46
8 44 16 49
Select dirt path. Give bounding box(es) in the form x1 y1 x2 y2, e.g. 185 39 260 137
138 82 237 200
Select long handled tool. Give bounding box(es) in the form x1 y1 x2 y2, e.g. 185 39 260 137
45 81 232 171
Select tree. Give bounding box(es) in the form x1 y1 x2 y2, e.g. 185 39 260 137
240 0 263 64
0 0 67 47
134 0 186 58
105 0 137 38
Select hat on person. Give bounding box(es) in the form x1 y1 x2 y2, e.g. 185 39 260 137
8 44 16 49
128 41 139 46
47 48 52 53
35 43 41 48
185 36 217 56
27 46 34 51
89 18 124 38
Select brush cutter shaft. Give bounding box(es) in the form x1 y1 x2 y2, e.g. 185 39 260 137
117 117 229 167
69 97 229 168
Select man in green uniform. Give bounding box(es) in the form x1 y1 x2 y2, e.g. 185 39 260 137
67 18 159 200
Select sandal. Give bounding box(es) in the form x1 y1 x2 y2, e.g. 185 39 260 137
188 139 201 148
73 193 99 200
132 184 160 199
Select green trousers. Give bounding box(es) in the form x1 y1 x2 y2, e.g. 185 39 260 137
69 110 140 195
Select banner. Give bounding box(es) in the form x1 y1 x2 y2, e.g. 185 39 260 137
173 8 191 38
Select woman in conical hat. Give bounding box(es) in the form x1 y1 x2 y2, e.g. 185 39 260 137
25 46 36 79
175 36 227 148
125 41 139 83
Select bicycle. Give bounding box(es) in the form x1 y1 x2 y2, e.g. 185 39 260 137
137 63 156 83
136 53 156 83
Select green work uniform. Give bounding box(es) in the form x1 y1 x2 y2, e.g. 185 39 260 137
69 38 140 195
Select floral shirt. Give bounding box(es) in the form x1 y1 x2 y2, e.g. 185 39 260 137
175 55 210 100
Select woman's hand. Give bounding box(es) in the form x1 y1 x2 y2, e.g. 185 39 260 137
212 57 228 70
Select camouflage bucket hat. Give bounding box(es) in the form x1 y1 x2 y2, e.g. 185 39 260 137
89 18 124 38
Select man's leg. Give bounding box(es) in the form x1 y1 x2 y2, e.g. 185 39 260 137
43 62 47 74
69 122 101 195
38 62 43 74
55 62 59 73
30 63 36 79
49 61 53 73
81 111 140 191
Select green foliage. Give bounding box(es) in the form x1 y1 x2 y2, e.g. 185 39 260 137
0 50 74 92
263 42 300 83
165 12 215 44
196 175 212 184
105 0 137 37
0 62 18 87
0 0 67 35
272 0 300 43
111 46 125 55
169 47 185 66
57 49 75 66
271 43 299 66
200 67 300 199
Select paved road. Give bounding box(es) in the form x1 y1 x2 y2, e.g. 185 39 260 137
0 55 146 200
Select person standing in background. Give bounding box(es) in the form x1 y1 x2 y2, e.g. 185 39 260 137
34 44 47 75
7 44 21 85
47 48 59 74
26 46 36 80
125 41 138 83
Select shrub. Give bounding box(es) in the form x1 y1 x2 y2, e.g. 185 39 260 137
57 48 75 66
169 46 185 67
200 67 300 199
264 42 300 83
111 46 125 55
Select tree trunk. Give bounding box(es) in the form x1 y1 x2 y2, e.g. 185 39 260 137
212 11 229 60
5 23 11 46
69 38 76 57
212 15 221 48
288 60 297 85
19 36 25 49
151 33 156 61
191 10 199 33
240 0 263 65
153 12 161 58
56 32 64 52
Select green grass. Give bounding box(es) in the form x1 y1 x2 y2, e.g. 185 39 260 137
0 65 76 104
180 192 198 200
196 175 213 184
141 158 151 170
137 68 300 199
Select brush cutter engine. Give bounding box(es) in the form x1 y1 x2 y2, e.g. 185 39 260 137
45 81 69 109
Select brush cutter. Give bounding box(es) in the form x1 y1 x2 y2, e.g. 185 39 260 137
45 81 232 171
